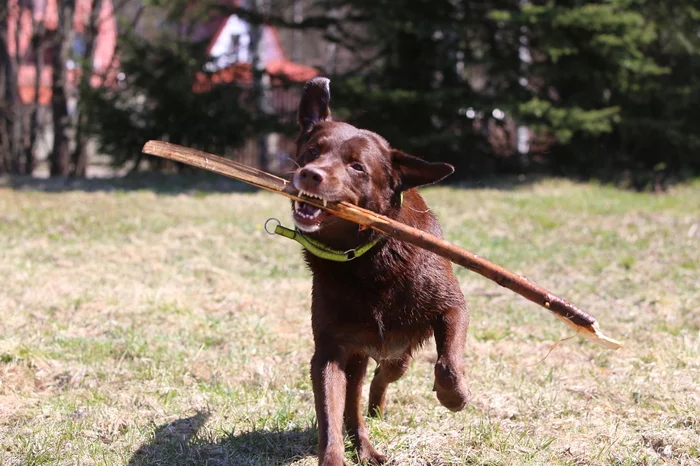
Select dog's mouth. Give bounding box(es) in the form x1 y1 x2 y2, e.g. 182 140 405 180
293 191 333 232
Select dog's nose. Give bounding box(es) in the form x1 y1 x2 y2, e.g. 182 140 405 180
297 167 324 187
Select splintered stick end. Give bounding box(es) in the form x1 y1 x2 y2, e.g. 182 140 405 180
586 321 623 350
554 314 622 350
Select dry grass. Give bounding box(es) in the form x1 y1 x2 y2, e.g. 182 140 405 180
0 175 698 466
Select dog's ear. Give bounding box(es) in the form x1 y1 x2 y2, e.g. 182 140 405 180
392 150 454 190
298 77 331 133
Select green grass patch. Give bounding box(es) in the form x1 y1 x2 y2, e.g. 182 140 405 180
1 177 698 465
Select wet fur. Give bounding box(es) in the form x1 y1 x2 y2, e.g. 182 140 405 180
292 78 471 466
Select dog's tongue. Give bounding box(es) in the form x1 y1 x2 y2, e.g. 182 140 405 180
298 202 320 216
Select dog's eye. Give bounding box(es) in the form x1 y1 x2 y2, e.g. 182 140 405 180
350 162 365 173
308 147 319 158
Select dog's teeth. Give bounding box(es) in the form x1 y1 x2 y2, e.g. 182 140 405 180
312 209 321 218
296 190 331 207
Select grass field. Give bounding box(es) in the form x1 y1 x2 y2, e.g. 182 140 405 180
1 176 698 466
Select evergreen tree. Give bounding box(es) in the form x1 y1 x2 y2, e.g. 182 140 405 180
82 21 256 171
327 0 522 175
615 3 700 182
492 0 699 184
318 0 699 182
84 0 700 183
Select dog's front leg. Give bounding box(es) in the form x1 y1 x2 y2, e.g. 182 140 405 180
311 349 348 466
344 354 387 465
431 306 471 412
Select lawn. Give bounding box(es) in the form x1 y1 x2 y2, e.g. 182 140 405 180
0 176 698 466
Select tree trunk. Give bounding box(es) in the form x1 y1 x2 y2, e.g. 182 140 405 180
324 0 339 75
71 0 104 177
27 17 47 176
50 0 75 177
8 0 25 174
249 0 270 171
0 1 11 173
291 0 303 62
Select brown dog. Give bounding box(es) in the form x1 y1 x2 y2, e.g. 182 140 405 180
291 77 470 466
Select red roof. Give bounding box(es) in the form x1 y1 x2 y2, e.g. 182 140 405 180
193 59 318 93
9 2 314 103
194 15 318 92
8 0 119 104
267 58 319 82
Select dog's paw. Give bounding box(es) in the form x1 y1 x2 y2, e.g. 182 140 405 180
434 382 470 412
433 363 471 412
357 445 387 465
319 452 347 466
354 434 387 465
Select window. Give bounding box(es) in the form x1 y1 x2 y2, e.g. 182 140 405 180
230 34 241 62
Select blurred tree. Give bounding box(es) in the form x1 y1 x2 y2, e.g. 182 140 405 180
27 6 47 176
492 0 699 185
80 0 700 184
614 2 700 184
50 0 76 176
0 0 15 173
224 0 542 174
0 0 26 174
82 5 256 172
313 0 700 184
323 0 518 175
71 0 104 177
49 0 75 176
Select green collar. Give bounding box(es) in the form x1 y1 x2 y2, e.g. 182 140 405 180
266 193 401 262
271 223 381 262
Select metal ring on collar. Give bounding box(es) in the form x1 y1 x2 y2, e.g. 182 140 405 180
264 218 281 235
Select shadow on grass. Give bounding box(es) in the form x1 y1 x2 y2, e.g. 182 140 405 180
2 172 546 195
452 174 543 191
127 411 317 466
1 173 265 195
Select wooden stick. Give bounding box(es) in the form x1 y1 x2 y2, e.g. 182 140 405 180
142 140 622 350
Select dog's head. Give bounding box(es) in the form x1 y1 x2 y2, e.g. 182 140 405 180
291 77 454 234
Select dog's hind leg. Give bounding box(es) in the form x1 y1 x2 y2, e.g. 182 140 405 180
431 306 471 412
367 354 412 419
344 354 387 465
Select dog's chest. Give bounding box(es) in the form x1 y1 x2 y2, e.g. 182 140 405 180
310 244 449 358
